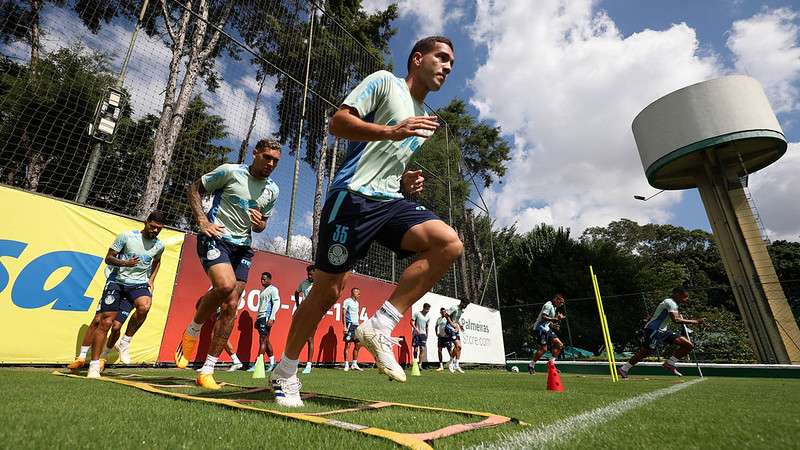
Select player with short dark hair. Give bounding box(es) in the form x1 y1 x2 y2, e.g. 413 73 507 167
174 138 280 389
618 288 704 378
270 36 460 407
342 287 363 371
445 299 470 373
253 271 280 372
72 212 165 378
435 307 453 372
527 294 566 375
294 265 315 374
411 303 432 364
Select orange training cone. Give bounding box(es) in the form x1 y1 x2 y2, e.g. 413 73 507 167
546 360 564 392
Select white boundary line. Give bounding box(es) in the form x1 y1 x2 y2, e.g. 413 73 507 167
473 378 706 450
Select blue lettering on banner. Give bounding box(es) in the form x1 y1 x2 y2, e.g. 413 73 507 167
0 239 102 311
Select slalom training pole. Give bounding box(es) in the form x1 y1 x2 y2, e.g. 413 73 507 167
590 266 618 382
683 324 704 378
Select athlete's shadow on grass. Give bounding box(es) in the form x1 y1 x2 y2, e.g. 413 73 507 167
317 326 338 363
235 313 253 362
196 388 358 410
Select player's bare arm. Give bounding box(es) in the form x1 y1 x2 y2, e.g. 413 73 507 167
330 105 438 142
248 208 267 233
105 249 138 267
401 170 425 196
670 311 704 325
187 179 225 238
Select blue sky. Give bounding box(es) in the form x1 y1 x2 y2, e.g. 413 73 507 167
367 0 800 240
3 0 799 247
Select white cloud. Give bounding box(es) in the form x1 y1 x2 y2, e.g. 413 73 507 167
749 142 800 242
469 0 720 234
727 8 800 114
361 0 464 36
257 234 313 261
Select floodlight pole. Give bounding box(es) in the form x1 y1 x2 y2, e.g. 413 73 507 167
77 0 150 204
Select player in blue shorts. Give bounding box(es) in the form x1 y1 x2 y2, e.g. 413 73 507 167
527 294 566 374
271 36 461 407
342 288 363 371
618 288 704 378
294 265 315 374
435 308 454 372
253 271 280 372
71 211 166 378
411 303 431 366
445 299 469 373
174 138 280 389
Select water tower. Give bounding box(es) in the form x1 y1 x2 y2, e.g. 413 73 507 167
632 75 800 364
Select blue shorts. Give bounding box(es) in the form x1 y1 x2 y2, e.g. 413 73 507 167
255 317 272 337
97 282 150 323
444 323 460 341
437 336 454 350
343 323 358 342
314 190 439 273
642 328 678 350
197 235 254 282
413 333 428 348
536 324 558 347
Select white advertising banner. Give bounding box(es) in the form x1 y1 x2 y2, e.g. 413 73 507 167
411 292 505 365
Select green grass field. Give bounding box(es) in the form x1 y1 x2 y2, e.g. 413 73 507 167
2 367 798 449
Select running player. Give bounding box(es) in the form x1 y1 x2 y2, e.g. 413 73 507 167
174 138 280 389
435 307 453 372
342 288 363 371
618 288 704 378
253 271 280 372
445 299 469 373
411 303 431 365
271 36 460 407
294 265 315 374
527 294 565 375
78 211 165 378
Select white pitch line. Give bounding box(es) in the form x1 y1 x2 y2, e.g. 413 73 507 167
473 378 706 450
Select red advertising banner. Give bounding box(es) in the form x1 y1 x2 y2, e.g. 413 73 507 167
157 234 412 365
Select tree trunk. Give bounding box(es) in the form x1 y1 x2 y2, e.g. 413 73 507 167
311 114 331 258
20 128 49 191
136 0 233 217
29 0 42 68
466 208 486 300
238 74 266 164
457 226 471 302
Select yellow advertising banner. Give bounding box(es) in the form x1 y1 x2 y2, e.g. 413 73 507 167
0 186 184 363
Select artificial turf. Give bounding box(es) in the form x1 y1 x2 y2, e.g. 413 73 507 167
1 367 797 449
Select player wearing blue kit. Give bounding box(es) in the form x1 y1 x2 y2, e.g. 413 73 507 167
342 288 363 371
76 211 166 378
528 294 566 375
411 303 431 364
175 138 281 390
294 265 315 374
272 36 461 408
618 288 704 379
445 300 469 373
253 272 280 372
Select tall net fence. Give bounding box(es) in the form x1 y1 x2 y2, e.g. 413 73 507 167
0 0 499 307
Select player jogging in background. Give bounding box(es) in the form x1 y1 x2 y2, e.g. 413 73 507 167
294 265 315 374
411 303 431 365
73 211 165 378
342 288 363 371
253 272 280 372
527 294 565 375
435 307 453 372
446 299 469 373
270 36 461 407
618 287 704 379
174 138 280 389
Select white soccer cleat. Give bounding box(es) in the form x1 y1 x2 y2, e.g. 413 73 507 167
87 366 101 379
343 364 350 372
115 342 131 364
271 375 304 408
662 362 683 377
456 366 465 374
227 363 243 372
351 363 363 371
355 323 406 382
